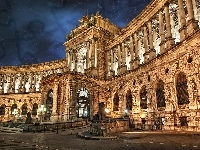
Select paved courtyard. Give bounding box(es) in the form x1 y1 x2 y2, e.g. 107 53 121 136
0 128 200 150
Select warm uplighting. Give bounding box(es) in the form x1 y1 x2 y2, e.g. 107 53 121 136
38 104 46 123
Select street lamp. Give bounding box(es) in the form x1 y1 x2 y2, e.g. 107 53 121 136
12 108 18 122
124 109 128 117
38 105 46 123
105 108 111 136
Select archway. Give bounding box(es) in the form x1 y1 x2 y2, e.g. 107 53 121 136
156 80 166 108
46 89 53 120
11 104 17 115
77 87 90 118
176 72 189 105
0 104 6 115
126 90 132 110
140 86 147 109
113 93 119 111
32 103 38 115
21 104 28 115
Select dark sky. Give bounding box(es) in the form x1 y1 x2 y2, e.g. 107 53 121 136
0 0 150 66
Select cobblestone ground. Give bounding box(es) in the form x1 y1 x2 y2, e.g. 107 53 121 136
0 129 200 150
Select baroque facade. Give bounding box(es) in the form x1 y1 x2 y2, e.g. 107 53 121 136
1 0 200 131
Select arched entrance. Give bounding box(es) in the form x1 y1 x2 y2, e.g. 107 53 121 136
113 93 119 111
126 90 132 111
140 86 147 109
76 87 90 118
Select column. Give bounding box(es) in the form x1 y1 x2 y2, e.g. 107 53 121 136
29 73 33 92
121 42 127 74
95 39 98 67
52 81 58 116
110 49 115 76
67 51 71 71
164 3 175 49
91 38 95 68
178 0 187 41
148 21 156 60
121 42 126 66
143 25 149 63
117 44 121 74
159 10 166 54
0 75 4 94
129 35 135 70
106 51 111 78
74 51 78 72
134 33 140 69
186 0 199 35
86 41 90 69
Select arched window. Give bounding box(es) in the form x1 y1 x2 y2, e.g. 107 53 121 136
126 90 132 110
0 104 6 115
11 104 17 115
113 93 119 111
46 89 53 120
176 72 189 105
32 103 38 115
77 87 90 118
21 104 28 115
156 80 166 107
140 86 147 109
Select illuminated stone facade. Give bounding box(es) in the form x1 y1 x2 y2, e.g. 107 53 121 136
1 0 200 131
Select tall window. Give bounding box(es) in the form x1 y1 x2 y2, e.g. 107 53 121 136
140 86 147 109
126 90 132 110
156 80 166 107
176 72 189 105
0 104 6 115
113 93 119 111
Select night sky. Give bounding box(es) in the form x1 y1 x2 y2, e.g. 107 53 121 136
0 0 150 66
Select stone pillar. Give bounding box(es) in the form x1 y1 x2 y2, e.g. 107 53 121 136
29 73 34 92
159 10 166 54
117 44 122 74
52 81 59 121
95 39 98 67
143 26 149 63
91 38 95 68
178 0 187 41
148 21 156 60
106 51 111 78
186 0 199 35
67 51 71 71
110 49 115 76
133 33 140 69
9 74 15 93
120 42 127 74
129 35 135 70
164 3 175 49
86 41 90 69
0 75 3 94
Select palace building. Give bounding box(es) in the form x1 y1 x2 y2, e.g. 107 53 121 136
0 0 200 131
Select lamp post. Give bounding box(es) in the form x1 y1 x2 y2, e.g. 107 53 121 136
38 105 46 124
13 108 18 122
105 108 111 136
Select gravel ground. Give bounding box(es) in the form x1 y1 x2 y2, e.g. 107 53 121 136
0 129 200 150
